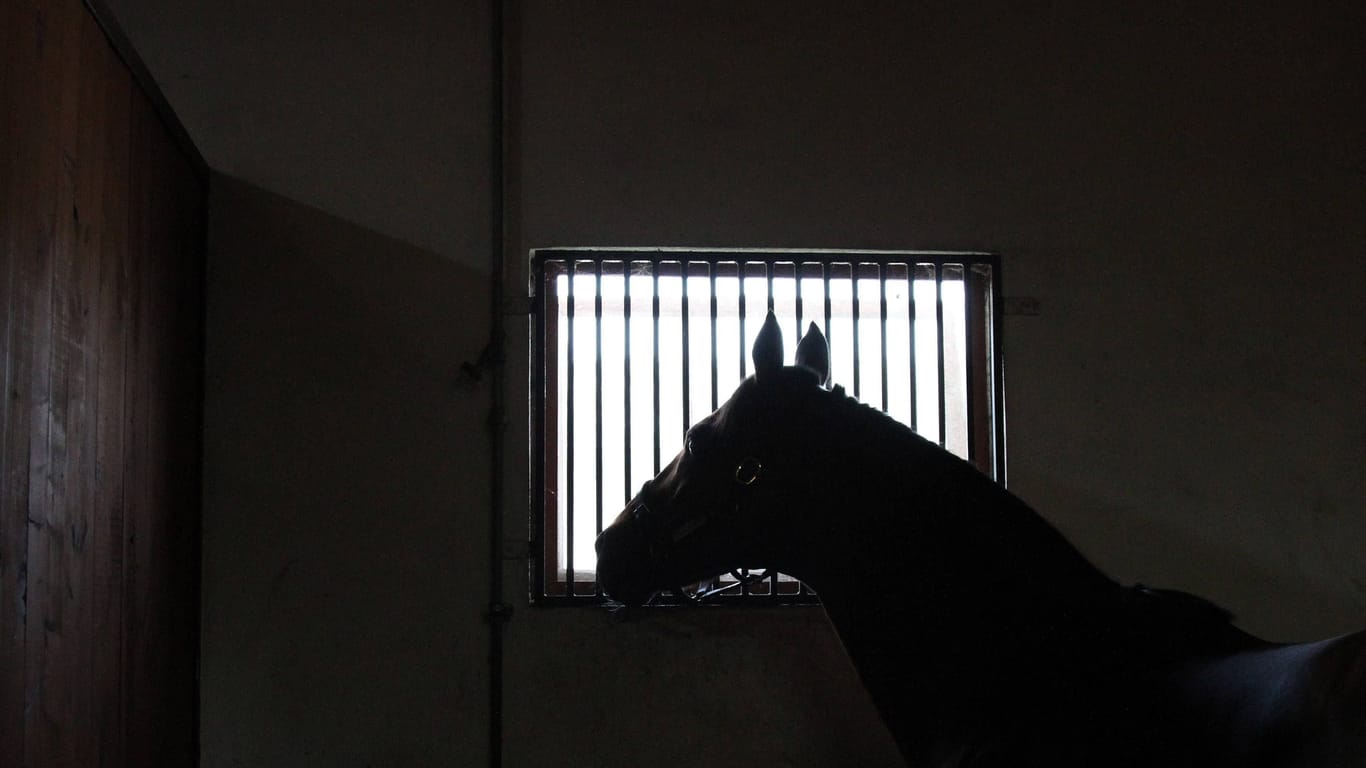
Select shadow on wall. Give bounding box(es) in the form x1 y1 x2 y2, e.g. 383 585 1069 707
504 605 908 768
201 174 492 766
1026 473 1366 643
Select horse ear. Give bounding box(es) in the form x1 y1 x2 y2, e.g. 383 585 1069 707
752 311 783 381
795 322 830 386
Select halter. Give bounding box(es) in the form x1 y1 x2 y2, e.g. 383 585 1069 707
629 454 774 604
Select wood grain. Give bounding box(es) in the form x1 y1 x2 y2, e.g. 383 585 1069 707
0 0 205 765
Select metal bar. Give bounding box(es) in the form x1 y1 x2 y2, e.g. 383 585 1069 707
681 261 691 430
741 262 753 597
709 263 719 411
909 262 919 433
879 263 889 413
823 263 832 344
764 268 778 597
990 260 1008 485
852 263 862 399
702 264 719 597
487 2 508 762
766 261 775 315
794 262 805 341
935 263 947 449
530 262 546 599
739 262 749 378
962 265 977 470
530 248 993 267
565 263 577 595
593 263 604 596
652 266 661 473
623 263 633 504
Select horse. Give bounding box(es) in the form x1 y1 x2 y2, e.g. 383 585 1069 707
595 311 1366 767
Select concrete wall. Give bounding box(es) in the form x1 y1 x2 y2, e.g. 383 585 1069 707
202 176 491 765
508 0 1366 640
119 0 1366 766
104 0 493 265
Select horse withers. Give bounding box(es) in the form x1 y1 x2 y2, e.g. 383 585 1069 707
595 311 1366 767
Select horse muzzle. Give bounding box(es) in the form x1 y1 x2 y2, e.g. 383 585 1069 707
595 517 658 607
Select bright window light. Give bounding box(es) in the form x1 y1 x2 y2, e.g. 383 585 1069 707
551 266 980 580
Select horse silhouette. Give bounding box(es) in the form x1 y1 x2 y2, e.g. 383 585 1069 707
596 311 1366 767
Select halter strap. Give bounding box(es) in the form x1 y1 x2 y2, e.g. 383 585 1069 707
637 454 773 603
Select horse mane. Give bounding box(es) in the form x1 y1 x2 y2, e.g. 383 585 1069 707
808 380 997 497
802 375 1252 653
1122 584 1256 658
1129 584 1235 624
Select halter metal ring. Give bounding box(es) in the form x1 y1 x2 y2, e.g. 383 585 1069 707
734 457 764 486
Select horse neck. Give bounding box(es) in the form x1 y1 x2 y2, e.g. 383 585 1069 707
806 470 1121 640
772 395 1268 762
785 395 1116 610
776 396 1124 667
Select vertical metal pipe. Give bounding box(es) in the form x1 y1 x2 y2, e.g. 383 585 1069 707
593 264 604 595
814 258 832 598
681 261 691 430
739 262 749 378
908 262 919 434
990 260 1008 485
822 263 832 341
766 257 779 596
486 1 508 762
738 261 751 597
852 263 862 399
623 262 633 503
963 265 977 469
878 263 889 413
794 263 805 341
529 267 546 599
935 263 947 449
652 266 661 473
565 264 577 595
709 263 719 411
766 261 775 315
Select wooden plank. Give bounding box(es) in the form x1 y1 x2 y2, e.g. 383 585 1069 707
2 3 205 765
0 0 36 761
120 86 151 759
90 22 132 767
2 3 206 764
27 0 93 762
10 0 80 762
62 12 127 767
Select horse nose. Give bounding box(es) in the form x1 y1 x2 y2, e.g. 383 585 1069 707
596 517 653 606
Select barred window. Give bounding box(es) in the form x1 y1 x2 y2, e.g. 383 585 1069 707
530 249 1004 604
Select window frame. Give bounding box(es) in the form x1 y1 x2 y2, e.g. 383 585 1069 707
530 248 1006 606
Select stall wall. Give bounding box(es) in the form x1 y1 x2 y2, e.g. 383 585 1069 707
0 0 206 764
99 1 1366 766
199 175 491 765
502 3 1366 765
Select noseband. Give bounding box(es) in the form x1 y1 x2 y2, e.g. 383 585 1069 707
628 454 773 604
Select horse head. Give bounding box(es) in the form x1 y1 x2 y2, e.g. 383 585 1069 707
596 311 831 606
594 309 1366 766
